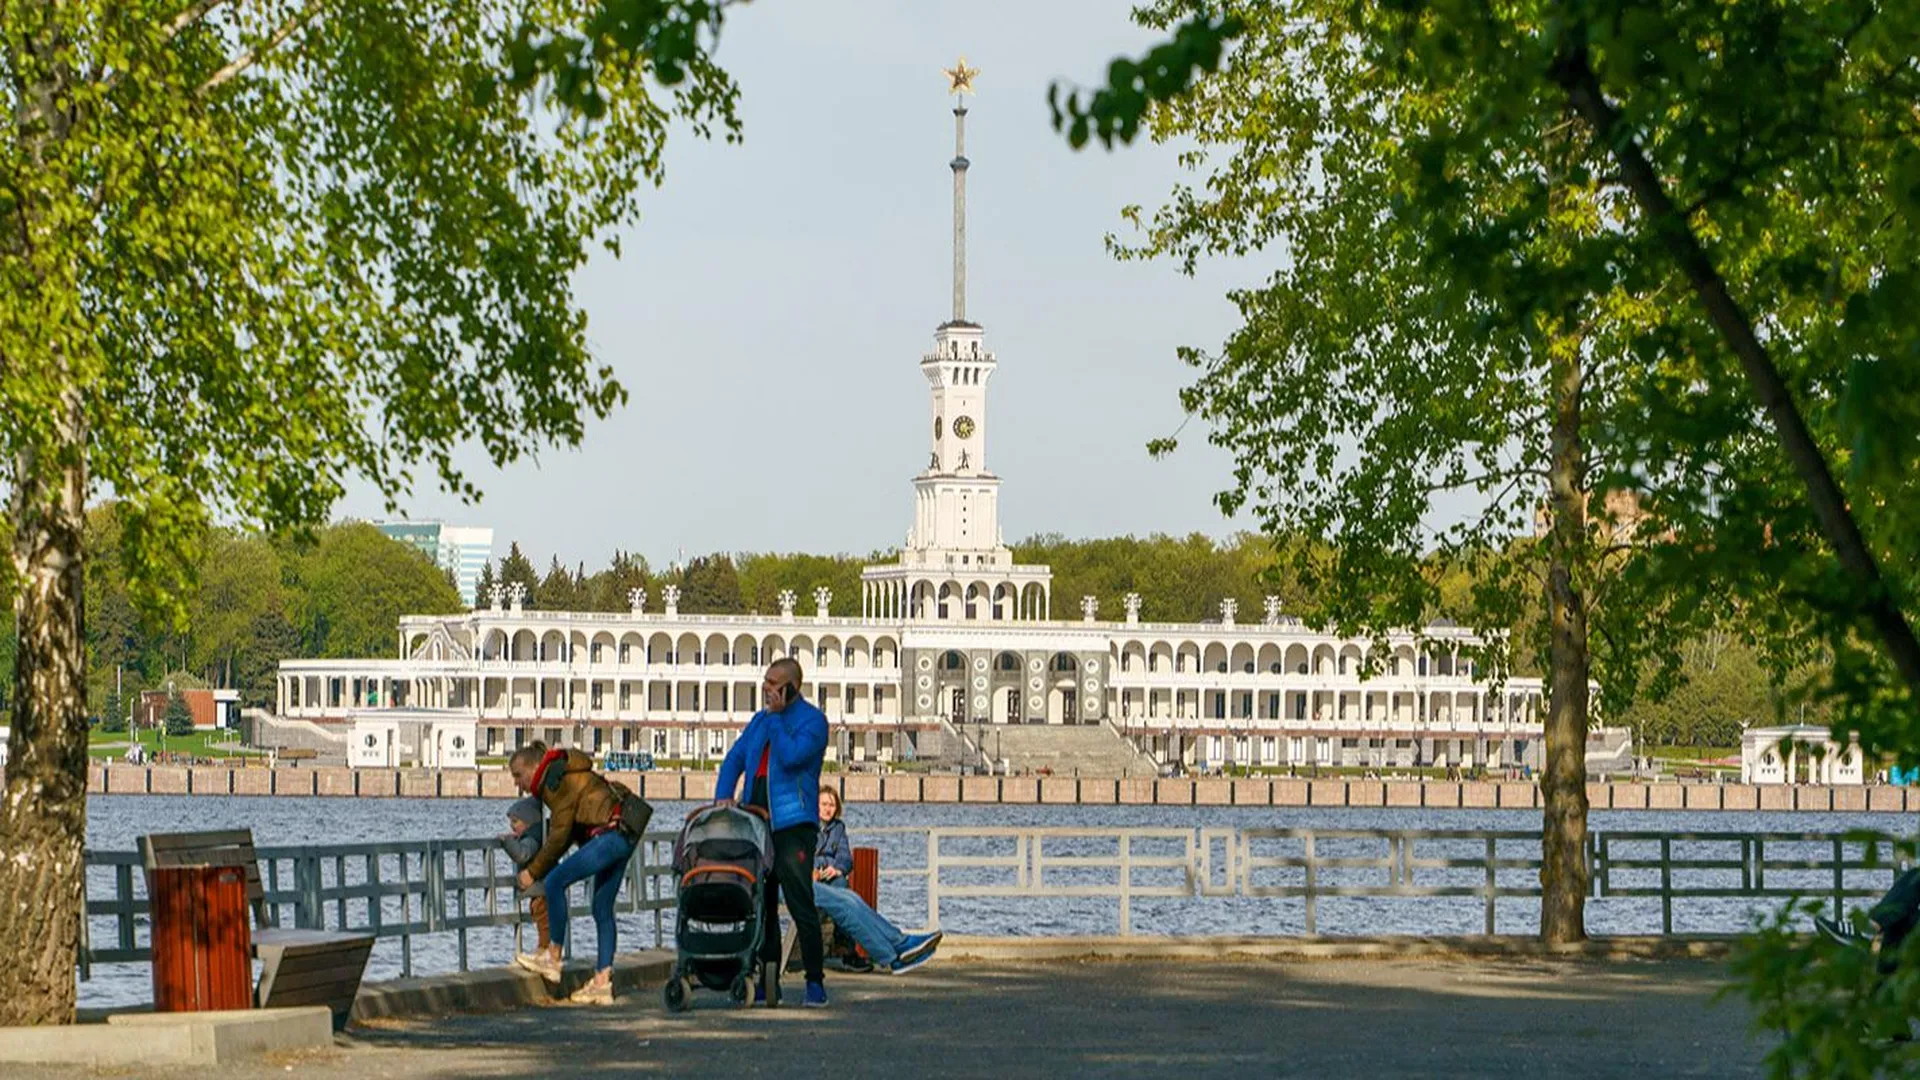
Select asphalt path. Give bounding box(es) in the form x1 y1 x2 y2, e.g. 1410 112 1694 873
42 956 1769 1079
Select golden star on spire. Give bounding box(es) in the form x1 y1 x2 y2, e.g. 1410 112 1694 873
943 56 980 95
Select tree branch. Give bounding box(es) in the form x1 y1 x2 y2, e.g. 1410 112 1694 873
1419 467 1545 496
94 0 236 90
168 0 234 38
198 2 322 96
1551 38 1920 706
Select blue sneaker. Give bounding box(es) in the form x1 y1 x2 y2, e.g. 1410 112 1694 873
803 980 829 1008
896 931 943 966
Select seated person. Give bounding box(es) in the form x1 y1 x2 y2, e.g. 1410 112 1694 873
812 785 941 974
1818 867 1920 974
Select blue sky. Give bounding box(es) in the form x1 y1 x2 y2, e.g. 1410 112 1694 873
341 1 1262 570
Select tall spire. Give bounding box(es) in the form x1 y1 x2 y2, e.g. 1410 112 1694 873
942 57 979 325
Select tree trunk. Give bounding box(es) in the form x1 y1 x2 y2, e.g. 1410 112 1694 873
0 7 90 1026
0 414 91 1025
1541 327 1593 945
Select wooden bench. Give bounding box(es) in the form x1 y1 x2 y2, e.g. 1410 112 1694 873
782 846 882 974
138 830 375 1030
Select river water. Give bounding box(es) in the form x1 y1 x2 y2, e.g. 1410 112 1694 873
79 796 1915 1009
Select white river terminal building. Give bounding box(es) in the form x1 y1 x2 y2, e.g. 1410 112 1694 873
276 80 1550 774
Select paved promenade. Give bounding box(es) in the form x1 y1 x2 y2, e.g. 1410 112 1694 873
39 955 1765 1078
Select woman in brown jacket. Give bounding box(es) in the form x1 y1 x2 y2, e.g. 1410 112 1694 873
508 742 637 1004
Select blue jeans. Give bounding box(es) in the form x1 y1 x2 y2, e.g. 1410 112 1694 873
543 830 636 970
814 878 906 967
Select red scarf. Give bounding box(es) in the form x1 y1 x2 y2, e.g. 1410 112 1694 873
528 747 567 794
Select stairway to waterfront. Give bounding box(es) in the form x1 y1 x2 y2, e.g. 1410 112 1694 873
969 723 1160 778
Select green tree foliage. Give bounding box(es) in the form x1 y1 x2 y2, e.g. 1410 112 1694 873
290 525 464 659
0 0 745 1026
495 542 541 604
1614 635 1775 749
473 560 498 609
736 552 871 617
161 691 194 738
98 685 124 734
188 533 286 689
1013 532 1292 624
1060 0 1738 942
676 555 743 614
581 550 652 612
535 556 583 611
233 610 302 708
1057 0 1920 1067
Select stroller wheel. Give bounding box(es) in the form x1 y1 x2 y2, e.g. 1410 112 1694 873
663 977 690 1013
728 972 752 1007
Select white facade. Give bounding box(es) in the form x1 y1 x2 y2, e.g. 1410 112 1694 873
1741 724 1864 785
348 709 478 769
279 85 1551 772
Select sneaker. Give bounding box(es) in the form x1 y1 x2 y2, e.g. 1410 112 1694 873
840 955 876 974
889 947 937 975
513 950 563 982
896 931 943 965
569 976 614 1005
803 980 829 1008
1816 915 1872 949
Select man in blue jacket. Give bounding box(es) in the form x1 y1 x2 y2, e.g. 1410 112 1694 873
717 657 831 1007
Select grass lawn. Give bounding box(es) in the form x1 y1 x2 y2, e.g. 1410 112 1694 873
1649 746 1739 761
88 726 265 760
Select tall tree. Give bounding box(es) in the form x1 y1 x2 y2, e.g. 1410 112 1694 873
0 0 742 1023
188 532 284 687
1055 0 1920 1062
535 555 582 611
1060 0 1708 942
473 560 498 610
292 525 464 659
582 549 652 612
233 609 301 709
161 689 194 738
676 554 743 614
495 542 541 605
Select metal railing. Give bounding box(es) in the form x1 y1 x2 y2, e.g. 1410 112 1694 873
80 831 680 980
82 826 1914 980
847 826 1914 936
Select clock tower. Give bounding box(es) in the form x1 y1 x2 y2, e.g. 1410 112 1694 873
910 57 999 555
860 58 1054 624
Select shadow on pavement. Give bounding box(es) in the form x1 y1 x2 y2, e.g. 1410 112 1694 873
319 956 1765 1079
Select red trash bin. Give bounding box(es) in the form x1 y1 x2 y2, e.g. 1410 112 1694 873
850 847 880 909
148 865 252 1012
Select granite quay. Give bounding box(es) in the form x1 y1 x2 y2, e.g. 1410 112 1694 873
87 763 1920 813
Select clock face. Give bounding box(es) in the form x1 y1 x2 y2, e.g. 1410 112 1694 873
953 415 976 440
933 416 943 440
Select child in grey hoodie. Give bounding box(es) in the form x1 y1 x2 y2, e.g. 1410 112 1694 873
500 797 551 954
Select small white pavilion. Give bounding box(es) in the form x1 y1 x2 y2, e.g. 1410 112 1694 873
348 709 479 769
1740 724 1865 785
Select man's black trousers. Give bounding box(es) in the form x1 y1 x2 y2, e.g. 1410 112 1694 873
761 822 824 986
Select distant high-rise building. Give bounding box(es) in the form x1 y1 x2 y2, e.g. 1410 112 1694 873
373 521 494 608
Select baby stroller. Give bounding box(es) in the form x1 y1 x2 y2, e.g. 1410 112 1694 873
663 802 774 1011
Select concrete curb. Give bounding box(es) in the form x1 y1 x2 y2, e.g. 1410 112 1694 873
936 934 1737 963
351 949 675 1022
0 1006 332 1067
